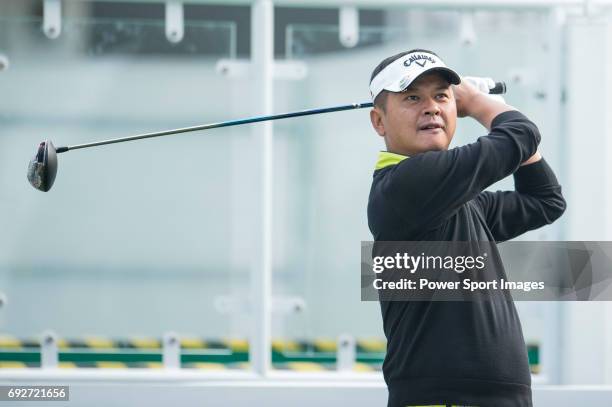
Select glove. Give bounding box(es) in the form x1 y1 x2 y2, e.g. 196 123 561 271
462 76 506 103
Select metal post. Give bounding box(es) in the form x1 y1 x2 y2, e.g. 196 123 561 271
337 334 356 372
165 1 184 43
539 6 566 386
42 0 62 39
162 332 180 369
339 7 359 47
40 331 58 369
250 0 274 376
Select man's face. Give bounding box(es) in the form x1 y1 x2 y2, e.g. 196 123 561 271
370 72 457 156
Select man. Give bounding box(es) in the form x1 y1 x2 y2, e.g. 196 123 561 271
367 49 566 407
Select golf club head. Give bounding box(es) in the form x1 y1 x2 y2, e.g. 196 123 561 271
27 140 58 192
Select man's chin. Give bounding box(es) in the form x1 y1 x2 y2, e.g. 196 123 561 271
422 138 450 152
411 144 449 155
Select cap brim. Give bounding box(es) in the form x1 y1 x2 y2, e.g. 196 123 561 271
407 67 461 89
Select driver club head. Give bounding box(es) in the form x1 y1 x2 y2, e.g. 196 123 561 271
27 140 58 192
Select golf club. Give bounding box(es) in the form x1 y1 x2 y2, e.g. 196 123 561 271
27 81 507 192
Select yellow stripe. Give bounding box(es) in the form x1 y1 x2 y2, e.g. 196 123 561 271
223 338 248 353
286 362 325 372
0 335 22 348
59 362 77 369
357 338 386 352
145 362 163 369
96 361 127 369
84 337 114 349
57 339 69 349
130 338 160 349
272 340 300 352
313 338 337 352
352 362 373 372
0 361 27 368
191 362 226 370
180 338 205 349
375 151 409 170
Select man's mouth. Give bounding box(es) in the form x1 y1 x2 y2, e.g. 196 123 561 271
418 123 444 131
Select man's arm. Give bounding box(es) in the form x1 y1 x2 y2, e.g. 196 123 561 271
383 85 540 235
473 157 566 242
459 85 565 241
458 83 543 168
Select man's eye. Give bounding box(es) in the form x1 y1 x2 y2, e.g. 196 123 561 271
405 95 419 101
436 93 449 100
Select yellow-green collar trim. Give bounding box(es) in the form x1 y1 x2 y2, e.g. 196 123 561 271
375 151 409 170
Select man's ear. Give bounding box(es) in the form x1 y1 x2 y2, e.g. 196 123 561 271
370 107 385 138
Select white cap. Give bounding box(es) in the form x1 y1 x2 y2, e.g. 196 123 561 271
369 50 461 102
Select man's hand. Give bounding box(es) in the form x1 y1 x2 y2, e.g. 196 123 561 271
452 77 515 131
452 78 481 118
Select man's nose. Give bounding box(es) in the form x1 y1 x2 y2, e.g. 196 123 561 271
423 98 441 116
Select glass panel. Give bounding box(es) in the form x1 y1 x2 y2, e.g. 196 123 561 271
0 16 250 370
274 10 562 376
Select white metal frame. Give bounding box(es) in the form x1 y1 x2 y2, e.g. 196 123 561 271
1 371 612 407
61 0 609 7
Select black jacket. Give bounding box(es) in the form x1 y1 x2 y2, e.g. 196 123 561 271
367 110 566 407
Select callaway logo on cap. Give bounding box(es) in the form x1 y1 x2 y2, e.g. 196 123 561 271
369 50 461 102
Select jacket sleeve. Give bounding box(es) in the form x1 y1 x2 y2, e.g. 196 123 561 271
383 110 540 235
473 158 566 242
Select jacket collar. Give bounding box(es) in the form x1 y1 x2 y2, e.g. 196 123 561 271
375 151 409 170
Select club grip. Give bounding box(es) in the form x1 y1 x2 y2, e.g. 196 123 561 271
489 81 506 95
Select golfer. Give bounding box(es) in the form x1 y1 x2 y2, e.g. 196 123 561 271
367 49 566 407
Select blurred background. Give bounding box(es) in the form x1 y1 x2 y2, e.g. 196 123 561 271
1 0 611 405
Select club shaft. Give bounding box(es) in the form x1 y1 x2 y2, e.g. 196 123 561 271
55 80 506 154
56 102 375 153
